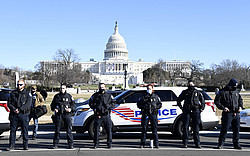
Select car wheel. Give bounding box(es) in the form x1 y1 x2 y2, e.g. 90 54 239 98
88 120 107 140
175 119 193 139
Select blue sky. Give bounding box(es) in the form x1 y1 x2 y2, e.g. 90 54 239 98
0 0 249 71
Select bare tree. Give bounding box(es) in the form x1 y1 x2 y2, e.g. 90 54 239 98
53 49 82 85
190 60 204 86
206 59 246 87
35 62 55 87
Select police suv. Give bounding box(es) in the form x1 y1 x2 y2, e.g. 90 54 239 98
72 87 219 139
0 88 12 135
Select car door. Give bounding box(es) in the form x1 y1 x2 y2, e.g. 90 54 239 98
111 90 147 126
154 90 182 124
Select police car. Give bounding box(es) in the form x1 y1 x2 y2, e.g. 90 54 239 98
72 87 219 139
240 108 250 128
0 88 12 135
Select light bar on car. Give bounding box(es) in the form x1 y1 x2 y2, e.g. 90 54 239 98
205 102 215 112
0 102 10 112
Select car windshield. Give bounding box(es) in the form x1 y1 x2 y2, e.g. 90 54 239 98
114 90 131 100
0 91 10 101
201 91 212 100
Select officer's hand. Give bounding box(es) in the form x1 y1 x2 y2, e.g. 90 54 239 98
14 109 19 114
238 107 242 112
65 108 71 112
55 109 58 113
224 107 230 112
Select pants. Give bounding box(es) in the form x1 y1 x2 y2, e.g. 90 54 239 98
20 116 38 138
30 117 38 137
53 114 73 147
94 114 112 146
9 113 29 148
182 110 201 146
218 112 240 146
141 114 159 146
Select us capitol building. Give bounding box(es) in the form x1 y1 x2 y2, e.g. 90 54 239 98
41 22 191 86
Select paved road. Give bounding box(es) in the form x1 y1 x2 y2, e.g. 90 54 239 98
0 125 250 156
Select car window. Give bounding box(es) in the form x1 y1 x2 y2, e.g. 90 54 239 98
0 91 10 101
124 91 147 103
116 91 147 104
154 90 177 101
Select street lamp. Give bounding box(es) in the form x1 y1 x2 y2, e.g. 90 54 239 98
123 63 128 90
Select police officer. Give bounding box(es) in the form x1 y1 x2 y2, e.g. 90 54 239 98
50 84 75 149
137 85 162 148
6 80 32 151
177 80 205 148
89 83 115 149
17 85 44 141
215 79 243 149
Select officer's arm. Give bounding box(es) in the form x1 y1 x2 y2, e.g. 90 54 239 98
177 91 184 109
7 93 16 112
199 92 205 110
50 95 57 111
89 95 95 109
107 95 115 110
238 94 243 109
156 96 162 109
214 92 225 110
70 95 76 112
19 92 32 111
137 97 144 109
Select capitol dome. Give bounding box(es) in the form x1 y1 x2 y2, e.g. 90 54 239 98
104 21 128 60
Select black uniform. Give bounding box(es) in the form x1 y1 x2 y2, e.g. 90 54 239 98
214 86 243 148
177 87 205 147
137 92 162 147
7 89 32 149
89 91 115 148
50 92 75 148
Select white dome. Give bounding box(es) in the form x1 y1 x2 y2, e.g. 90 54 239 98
104 22 128 60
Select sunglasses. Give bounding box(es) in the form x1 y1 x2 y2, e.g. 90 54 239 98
17 84 24 86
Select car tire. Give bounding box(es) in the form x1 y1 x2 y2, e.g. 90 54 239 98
175 119 193 139
88 120 107 140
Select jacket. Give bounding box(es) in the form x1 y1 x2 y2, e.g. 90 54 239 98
177 87 205 111
137 93 162 115
50 92 75 115
89 91 115 116
32 91 44 107
214 87 243 113
8 89 32 114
